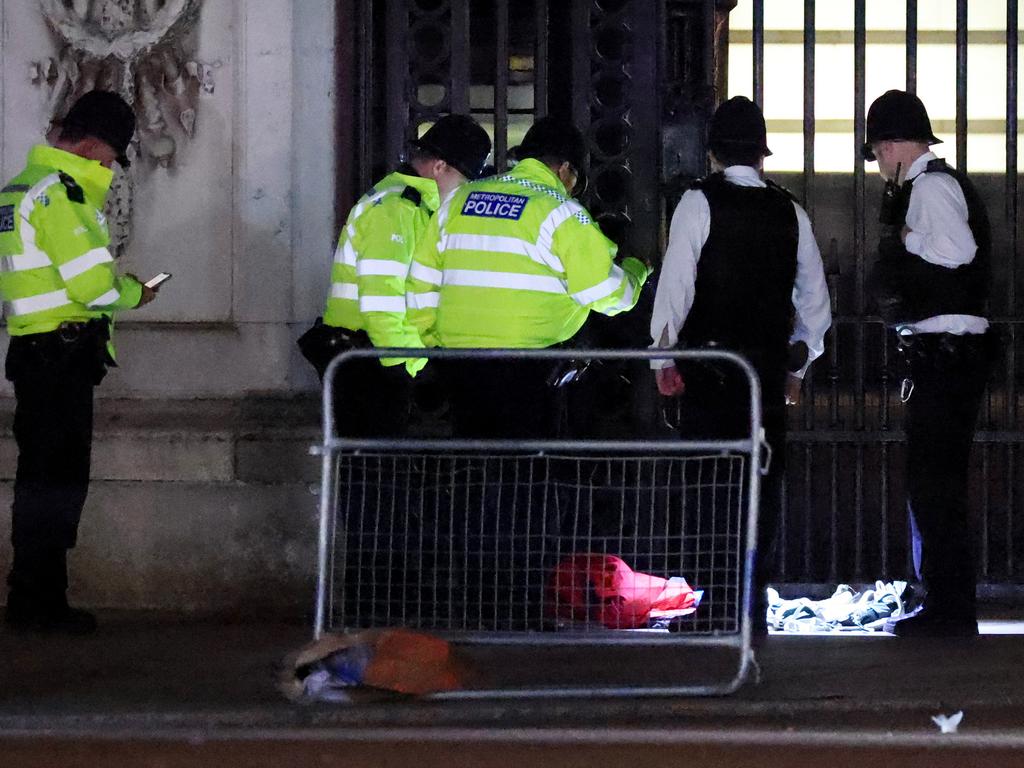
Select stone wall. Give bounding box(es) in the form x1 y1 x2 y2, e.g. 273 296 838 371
0 0 337 399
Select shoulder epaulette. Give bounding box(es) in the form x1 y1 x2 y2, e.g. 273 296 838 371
400 185 423 207
687 172 725 191
58 172 85 204
765 178 797 202
924 158 951 174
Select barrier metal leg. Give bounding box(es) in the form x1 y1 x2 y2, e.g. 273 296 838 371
314 447 338 640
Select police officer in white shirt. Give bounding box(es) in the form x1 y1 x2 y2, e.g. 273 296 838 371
864 90 996 638
651 96 832 638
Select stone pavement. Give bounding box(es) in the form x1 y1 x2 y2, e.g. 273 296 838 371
2 613 1023 766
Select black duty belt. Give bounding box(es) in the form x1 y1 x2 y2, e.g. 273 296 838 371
896 328 996 402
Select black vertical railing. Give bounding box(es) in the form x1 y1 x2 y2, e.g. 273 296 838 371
752 0 764 109
955 0 968 171
1009 444 1017 579
336 0 358 227
802 0 815 224
1007 0 1018 432
570 0 592 133
450 2 470 114
1006 0 1019 581
358 0 374 191
702 0 715 99
851 0 867 582
631 0 663 261
982 444 991 576
494 0 509 172
385 0 409 167
986 1 1017 585
535 0 549 119
905 0 917 93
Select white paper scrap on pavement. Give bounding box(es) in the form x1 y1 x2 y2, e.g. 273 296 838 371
931 711 964 734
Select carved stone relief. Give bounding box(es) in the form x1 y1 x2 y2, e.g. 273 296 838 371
33 0 213 256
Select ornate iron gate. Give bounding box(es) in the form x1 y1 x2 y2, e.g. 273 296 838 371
335 0 729 261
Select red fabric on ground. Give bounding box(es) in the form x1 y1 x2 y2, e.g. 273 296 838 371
546 554 697 629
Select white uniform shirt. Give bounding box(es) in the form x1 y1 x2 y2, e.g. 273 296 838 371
900 151 988 335
650 165 832 377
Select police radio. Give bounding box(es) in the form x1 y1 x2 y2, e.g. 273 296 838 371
879 162 908 226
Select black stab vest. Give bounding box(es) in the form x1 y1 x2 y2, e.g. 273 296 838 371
871 159 990 324
681 173 800 372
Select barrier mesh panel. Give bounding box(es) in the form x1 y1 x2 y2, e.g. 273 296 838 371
328 452 747 636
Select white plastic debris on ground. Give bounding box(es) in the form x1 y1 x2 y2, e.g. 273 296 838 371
767 581 909 633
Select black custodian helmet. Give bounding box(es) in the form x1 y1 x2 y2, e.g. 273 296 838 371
709 96 772 157
862 89 941 161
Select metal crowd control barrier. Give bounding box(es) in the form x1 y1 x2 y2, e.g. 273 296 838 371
313 348 765 697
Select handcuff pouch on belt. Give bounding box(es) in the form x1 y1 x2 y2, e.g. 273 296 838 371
296 317 367 379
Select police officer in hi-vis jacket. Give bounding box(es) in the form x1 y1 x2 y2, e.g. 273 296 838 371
0 91 159 634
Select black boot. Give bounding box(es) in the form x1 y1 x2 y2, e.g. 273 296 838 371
5 548 96 635
884 608 977 638
4 598 97 635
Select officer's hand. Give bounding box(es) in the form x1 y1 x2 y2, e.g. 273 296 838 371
655 364 685 397
617 251 653 271
126 273 157 307
900 225 911 244
785 373 803 406
136 284 157 307
635 252 654 271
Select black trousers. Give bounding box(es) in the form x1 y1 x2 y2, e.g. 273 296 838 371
330 356 415 627
330 358 412 438
676 358 787 634
439 358 559 628
442 358 558 440
6 332 101 610
904 331 995 619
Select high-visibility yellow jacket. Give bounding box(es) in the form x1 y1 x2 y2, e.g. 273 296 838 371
324 171 440 375
406 158 649 348
0 145 143 350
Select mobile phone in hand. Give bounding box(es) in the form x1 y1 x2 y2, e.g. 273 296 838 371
144 272 172 289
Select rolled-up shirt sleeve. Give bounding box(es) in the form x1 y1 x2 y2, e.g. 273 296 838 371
903 172 977 268
649 189 709 369
789 202 832 378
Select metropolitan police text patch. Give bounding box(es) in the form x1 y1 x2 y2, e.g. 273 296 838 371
461 191 528 220
0 205 14 234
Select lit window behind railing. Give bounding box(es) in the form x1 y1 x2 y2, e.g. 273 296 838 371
727 0 1022 172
